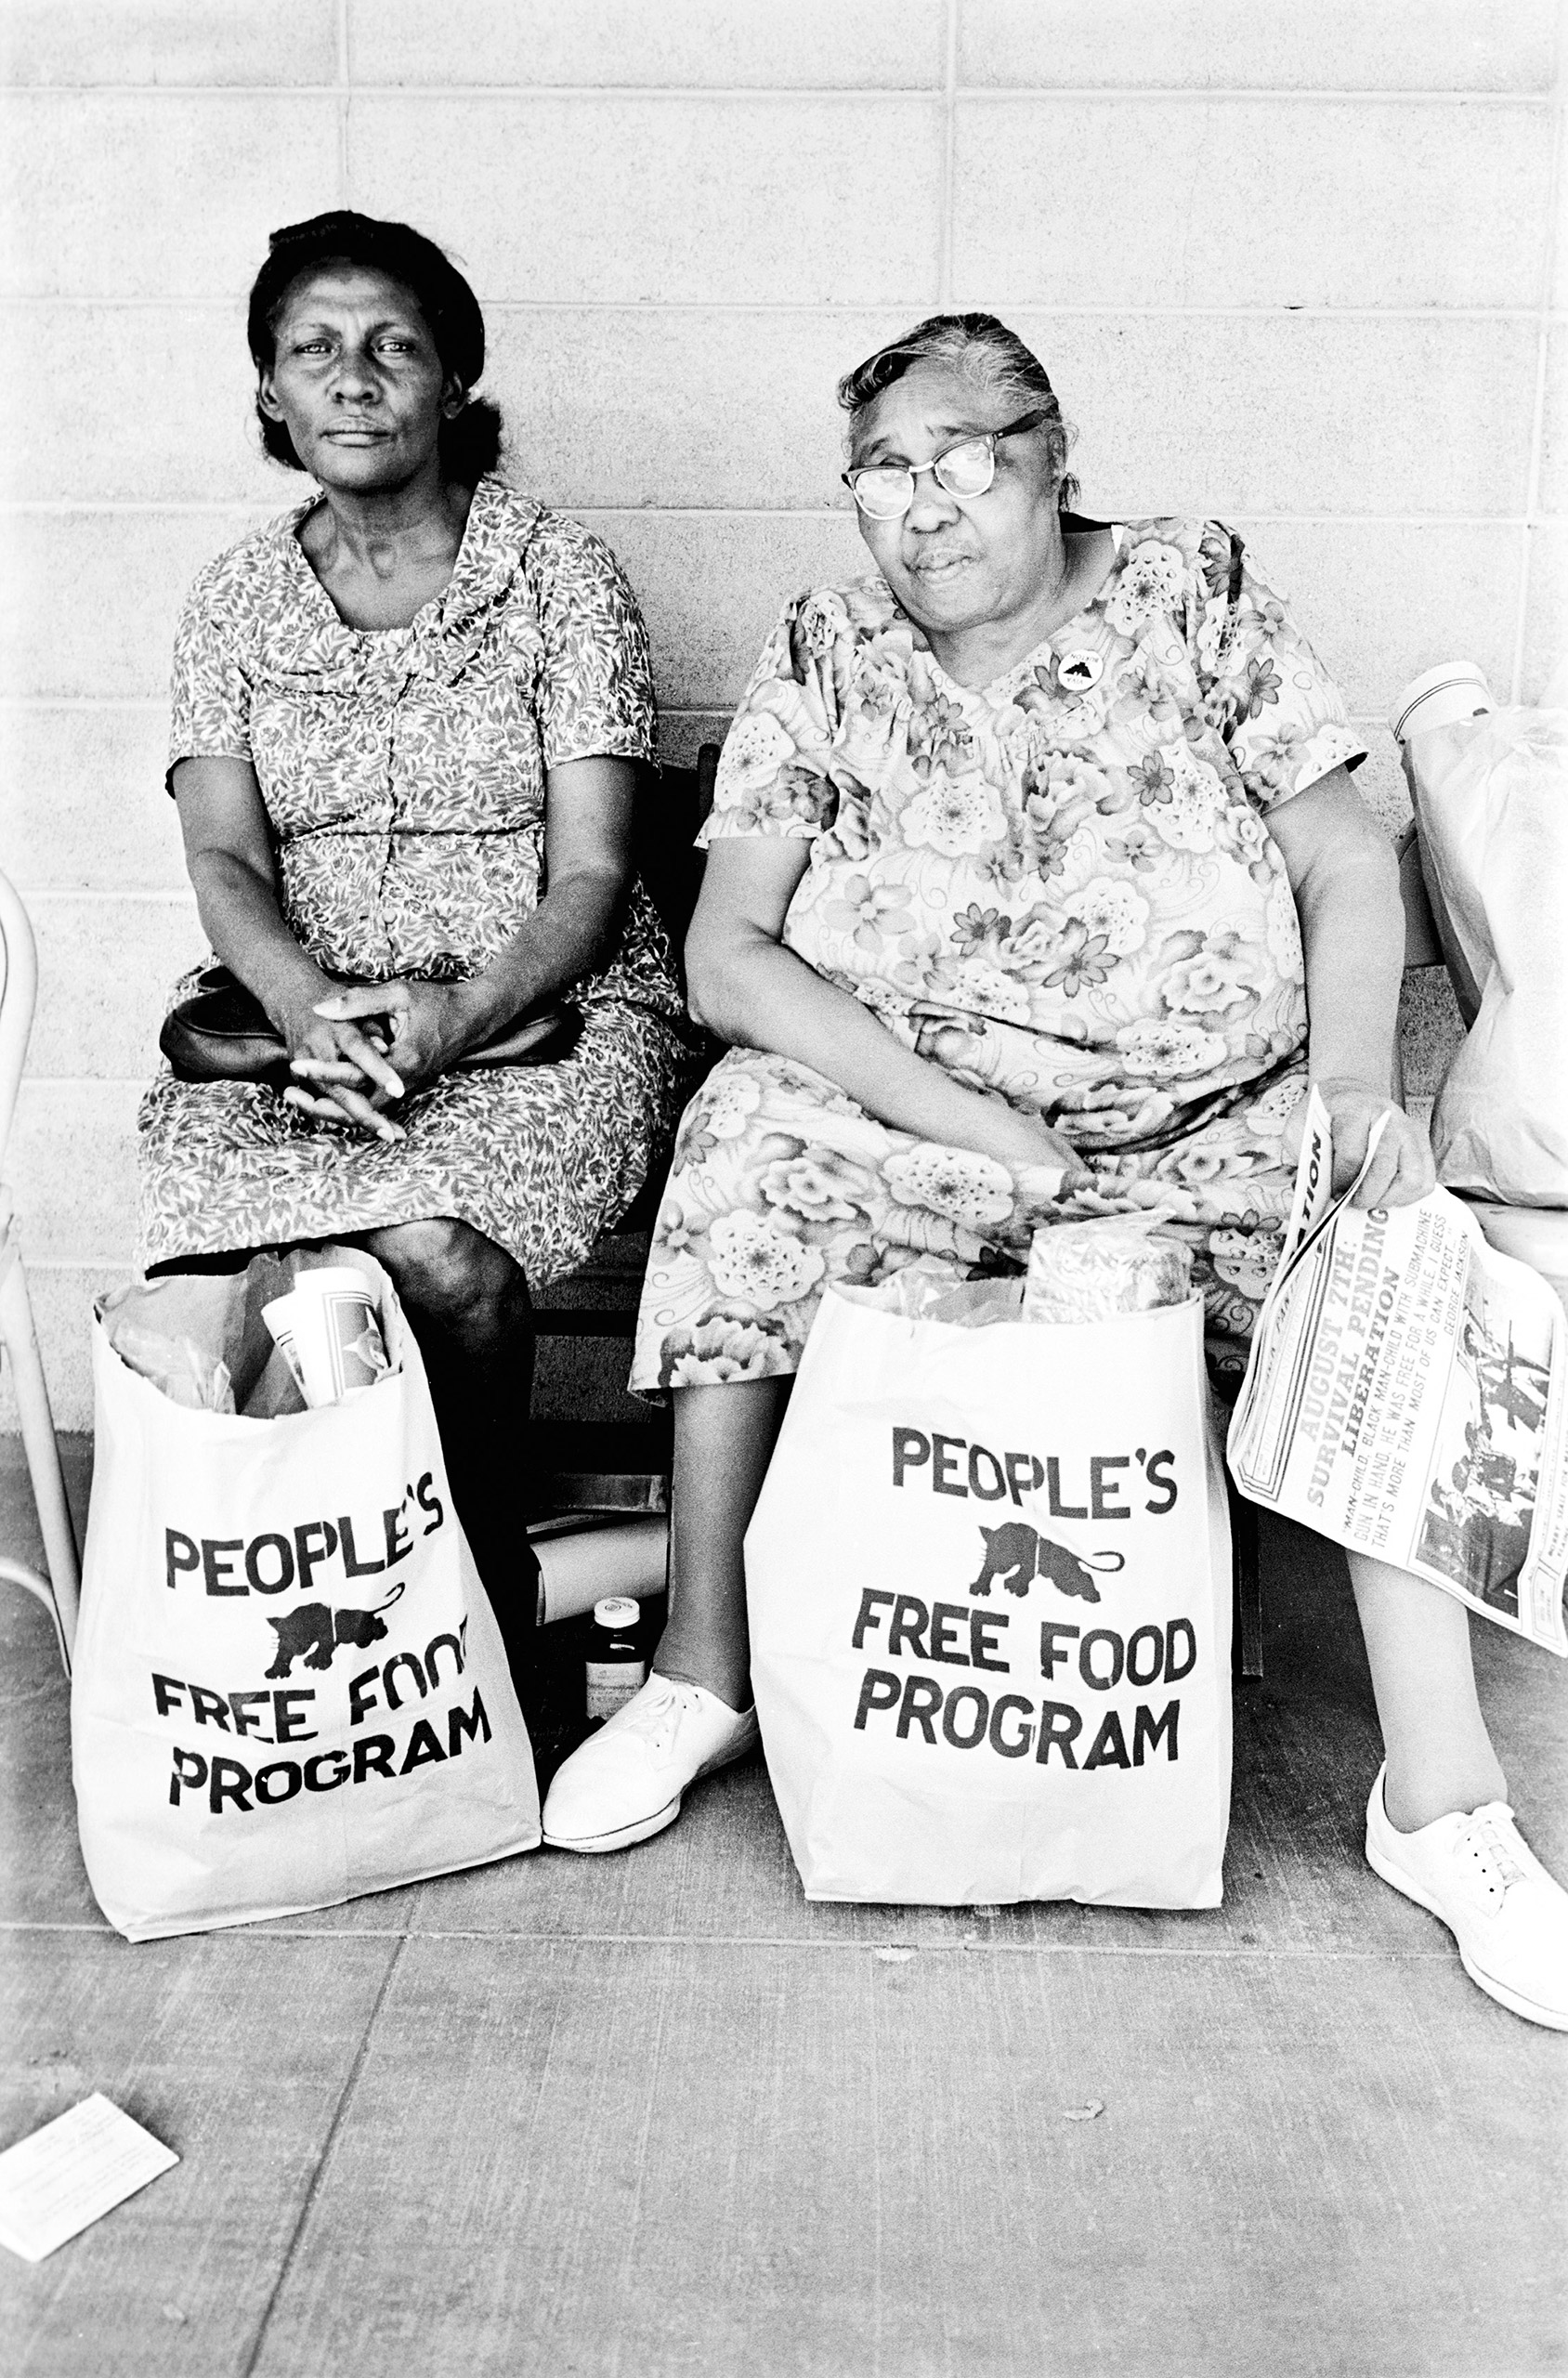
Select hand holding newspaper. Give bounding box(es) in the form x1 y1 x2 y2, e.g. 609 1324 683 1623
1228 1089 1568 1653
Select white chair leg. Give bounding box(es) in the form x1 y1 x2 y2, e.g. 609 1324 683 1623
0 1240 80 1673
0 1554 71 1675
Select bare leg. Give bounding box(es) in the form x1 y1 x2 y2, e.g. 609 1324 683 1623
360 1219 537 1667
1349 1549 1507 1832
654 1378 791 1712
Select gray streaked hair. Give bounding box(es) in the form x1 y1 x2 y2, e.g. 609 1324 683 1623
837 312 1079 511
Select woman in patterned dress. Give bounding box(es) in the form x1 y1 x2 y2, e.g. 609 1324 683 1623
139 212 690 1634
542 314 1568 2030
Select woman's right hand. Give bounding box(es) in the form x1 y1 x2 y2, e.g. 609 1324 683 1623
275 982 410 1143
689 841 1096 1191
969 1101 1090 1199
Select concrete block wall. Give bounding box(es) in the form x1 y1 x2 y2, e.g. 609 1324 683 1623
1 0 1563 1428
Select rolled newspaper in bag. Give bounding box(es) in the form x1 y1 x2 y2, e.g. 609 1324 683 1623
533 1518 669 1625
262 1267 391 1408
1390 663 1499 1028
1389 661 1494 745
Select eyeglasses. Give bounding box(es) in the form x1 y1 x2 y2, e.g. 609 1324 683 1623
843 410 1050 519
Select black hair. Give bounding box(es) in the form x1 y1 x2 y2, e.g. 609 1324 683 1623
838 312 1078 511
246 209 503 482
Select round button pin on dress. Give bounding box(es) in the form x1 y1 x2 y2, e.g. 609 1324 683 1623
1057 647 1104 691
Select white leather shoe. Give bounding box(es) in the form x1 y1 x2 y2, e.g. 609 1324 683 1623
542 1674 760 1853
1365 1765 1568 2031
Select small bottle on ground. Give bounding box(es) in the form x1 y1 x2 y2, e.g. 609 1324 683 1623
584 1597 647 1728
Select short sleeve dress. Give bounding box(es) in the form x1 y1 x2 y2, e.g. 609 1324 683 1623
631 516 1367 1392
139 475 693 1283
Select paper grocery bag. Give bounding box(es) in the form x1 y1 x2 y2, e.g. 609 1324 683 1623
1403 676 1568 1206
745 1280 1232 1908
72 1256 540 1940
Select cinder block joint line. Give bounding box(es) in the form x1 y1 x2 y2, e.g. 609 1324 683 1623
0 84 1555 105
0 503 1544 526
0 696 166 711
1509 92 1566 697
335 0 351 206
2 295 1561 322
7 886 194 900
0 1261 136 1277
957 86 1559 108
937 0 958 308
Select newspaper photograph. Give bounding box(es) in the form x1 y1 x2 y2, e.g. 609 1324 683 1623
1228 1090 1568 1653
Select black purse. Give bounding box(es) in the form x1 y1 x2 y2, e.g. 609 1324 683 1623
159 964 581 1089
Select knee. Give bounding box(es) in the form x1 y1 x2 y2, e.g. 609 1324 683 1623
373 1220 517 1330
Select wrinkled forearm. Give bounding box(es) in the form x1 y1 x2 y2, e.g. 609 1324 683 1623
189 848 331 1031
1296 837 1405 1094
688 925 1063 1168
447 864 629 1039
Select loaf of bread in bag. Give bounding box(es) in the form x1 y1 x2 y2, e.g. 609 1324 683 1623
1022 1217 1192 1324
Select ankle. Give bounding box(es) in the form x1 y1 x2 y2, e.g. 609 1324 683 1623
1381 1757 1508 1836
652 1658 752 1716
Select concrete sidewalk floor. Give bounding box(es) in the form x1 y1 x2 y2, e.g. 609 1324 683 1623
2 1439 1564 2377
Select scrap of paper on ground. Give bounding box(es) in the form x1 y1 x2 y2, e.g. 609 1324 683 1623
0 2094 179 2262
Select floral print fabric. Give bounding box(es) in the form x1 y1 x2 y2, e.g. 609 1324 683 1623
633 517 1365 1390
141 1011 690 1287
142 476 688 1278
164 474 680 1015
635 1046 1304 1388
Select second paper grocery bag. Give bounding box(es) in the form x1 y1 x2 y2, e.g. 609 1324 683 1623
745 1276 1233 1908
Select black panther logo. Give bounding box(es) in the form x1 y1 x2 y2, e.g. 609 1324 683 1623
967 1522 1124 1604
264 1583 405 1679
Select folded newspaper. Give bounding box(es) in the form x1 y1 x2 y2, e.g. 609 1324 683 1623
1228 1089 1568 1653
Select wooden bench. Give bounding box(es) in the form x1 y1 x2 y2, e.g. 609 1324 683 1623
528 746 719 1521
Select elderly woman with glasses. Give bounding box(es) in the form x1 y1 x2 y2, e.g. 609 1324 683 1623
542 313 1568 2031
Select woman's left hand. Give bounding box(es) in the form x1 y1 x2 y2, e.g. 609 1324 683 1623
286 981 479 1115
1282 1076 1436 1209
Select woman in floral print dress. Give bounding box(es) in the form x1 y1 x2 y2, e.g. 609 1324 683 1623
542 313 1568 2034
138 213 689 1633
627 519 1351 1389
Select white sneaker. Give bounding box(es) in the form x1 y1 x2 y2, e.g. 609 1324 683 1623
1365 1765 1568 2032
542 1674 761 1853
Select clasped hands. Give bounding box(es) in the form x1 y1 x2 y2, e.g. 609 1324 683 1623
281 980 484 1142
